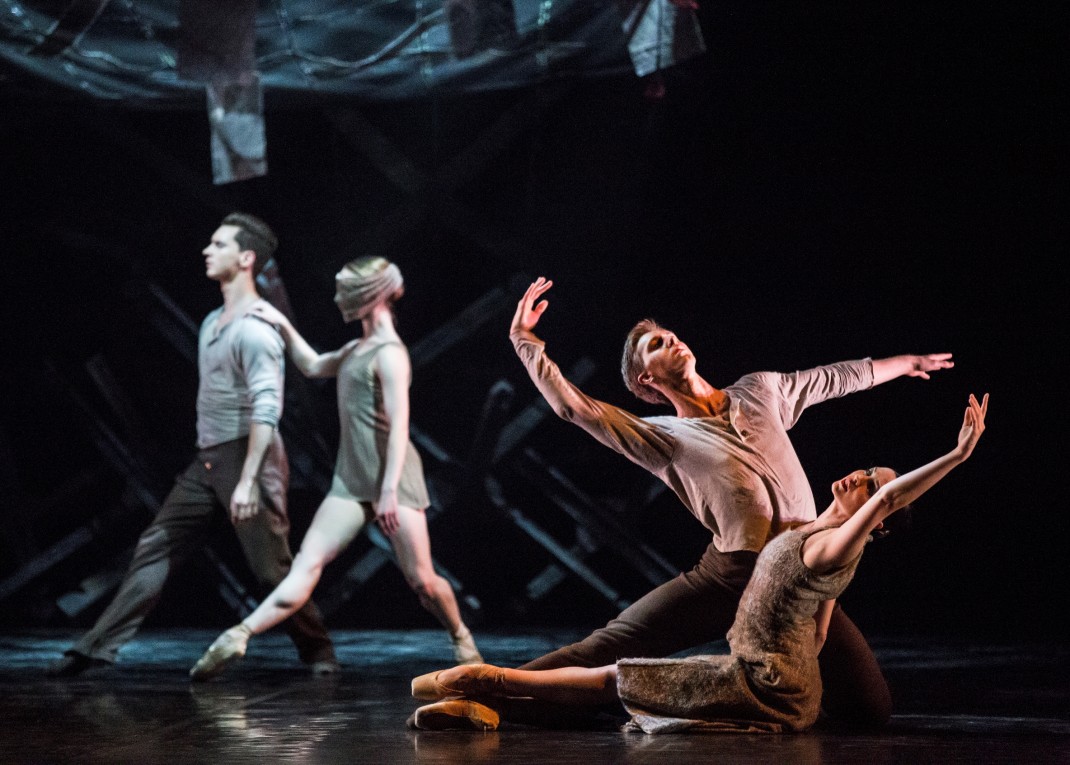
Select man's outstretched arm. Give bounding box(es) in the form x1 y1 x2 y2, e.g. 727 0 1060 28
775 351 955 428
510 277 673 472
871 353 954 386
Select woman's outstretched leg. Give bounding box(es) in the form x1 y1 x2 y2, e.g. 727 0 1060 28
413 663 620 707
241 497 367 633
390 504 482 664
189 496 367 680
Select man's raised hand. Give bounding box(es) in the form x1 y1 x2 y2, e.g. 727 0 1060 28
510 277 553 336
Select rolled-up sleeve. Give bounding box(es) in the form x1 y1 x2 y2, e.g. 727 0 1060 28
772 359 874 429
237 320 285 428
511 331 675 472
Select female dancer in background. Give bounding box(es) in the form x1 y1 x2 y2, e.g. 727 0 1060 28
408 393 988 732
191 256 482 680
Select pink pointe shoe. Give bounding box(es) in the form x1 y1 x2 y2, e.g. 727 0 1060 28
412 699 500 731
411 663 506 701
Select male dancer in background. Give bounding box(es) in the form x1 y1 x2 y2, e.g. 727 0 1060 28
47 212 337 677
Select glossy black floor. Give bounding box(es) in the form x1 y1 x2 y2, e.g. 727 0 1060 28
1 629 1066 764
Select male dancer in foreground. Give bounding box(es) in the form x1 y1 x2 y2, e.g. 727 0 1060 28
415 276 953 729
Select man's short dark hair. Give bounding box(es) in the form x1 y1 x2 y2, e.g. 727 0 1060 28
621 318 670 405
222 212 278 275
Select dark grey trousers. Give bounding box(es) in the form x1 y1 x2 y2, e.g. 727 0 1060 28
69 437 335 665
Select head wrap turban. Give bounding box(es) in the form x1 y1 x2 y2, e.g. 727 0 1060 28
334 261 403 321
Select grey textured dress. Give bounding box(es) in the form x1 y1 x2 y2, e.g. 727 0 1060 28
616 527 863 733
328 340 430 510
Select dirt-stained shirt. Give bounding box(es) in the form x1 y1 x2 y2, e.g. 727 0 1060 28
511 330 873 552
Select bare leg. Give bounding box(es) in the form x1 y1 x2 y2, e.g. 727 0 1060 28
389 504 464 633
388 504 481 663
498 664 619 705
189 496 367 680
416 663 620 706
241 495 369 634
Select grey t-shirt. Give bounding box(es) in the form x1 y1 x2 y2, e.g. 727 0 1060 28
511 330 873 552
195 304 284 449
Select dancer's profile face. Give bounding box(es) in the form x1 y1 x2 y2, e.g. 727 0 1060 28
635 328 694 386
832 467 895 512
202 225 248 282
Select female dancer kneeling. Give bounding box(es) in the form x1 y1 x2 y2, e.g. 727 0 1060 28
409 393 988 732
191 256 482 680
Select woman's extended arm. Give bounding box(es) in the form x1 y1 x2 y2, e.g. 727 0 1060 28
246 301 357 378
805 393 988 573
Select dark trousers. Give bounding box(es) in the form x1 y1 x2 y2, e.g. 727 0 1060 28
70 437 335 665
518 539 891 728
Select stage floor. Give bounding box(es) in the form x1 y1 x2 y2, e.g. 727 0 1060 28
0 629 1066 764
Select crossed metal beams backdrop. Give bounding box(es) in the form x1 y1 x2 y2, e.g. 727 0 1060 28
0 77 678 630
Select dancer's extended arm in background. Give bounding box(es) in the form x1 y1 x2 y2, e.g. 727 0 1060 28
247 300 358 378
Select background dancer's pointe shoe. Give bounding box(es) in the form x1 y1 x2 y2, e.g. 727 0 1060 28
189 624 251 681
413 699 500 731
412 664 505 700
450 627 483 665
310 659 341 676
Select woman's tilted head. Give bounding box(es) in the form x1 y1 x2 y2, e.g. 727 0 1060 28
831 466 913 540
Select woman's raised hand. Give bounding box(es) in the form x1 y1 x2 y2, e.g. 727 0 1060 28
956 393 989 459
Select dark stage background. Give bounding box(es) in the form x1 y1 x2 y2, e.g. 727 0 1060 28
0 3 1061 645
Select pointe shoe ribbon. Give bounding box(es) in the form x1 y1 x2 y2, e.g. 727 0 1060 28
411 663 505 701
189 624 251 681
